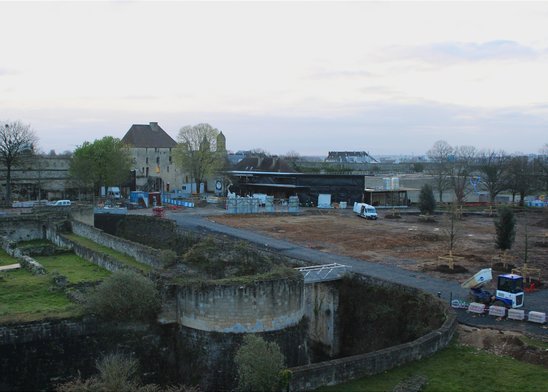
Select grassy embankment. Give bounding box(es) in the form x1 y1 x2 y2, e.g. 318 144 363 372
0 245 111 324
321 341 548 392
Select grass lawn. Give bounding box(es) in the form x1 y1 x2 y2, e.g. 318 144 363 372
16 239 53 249
35 253 111 284
0 268 81 323
1 245 111 323
63 233 152 273
321 342 548 392
0 249 19 266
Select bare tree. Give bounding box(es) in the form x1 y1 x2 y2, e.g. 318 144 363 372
476 150 509 203
281 150 300 170
248 148 271 157
426 140 453 202
449 145 477 204
506 156 534 206
174 123 224 193
536 144 548 193
0 121 38 205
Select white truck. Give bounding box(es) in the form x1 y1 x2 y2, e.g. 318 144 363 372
353 202 378 220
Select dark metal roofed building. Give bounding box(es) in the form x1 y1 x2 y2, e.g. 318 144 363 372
121 122 177 148
325 151 378 164
233 156 298 173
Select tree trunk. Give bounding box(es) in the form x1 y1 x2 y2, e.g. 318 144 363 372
519 191 526 207
195 178 201 194
5 162 11 206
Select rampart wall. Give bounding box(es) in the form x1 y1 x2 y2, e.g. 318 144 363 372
0 318 175 391
0 216 44 241
288 274 457 391
177 278 305 333
69 220 162 269
304 281 340 358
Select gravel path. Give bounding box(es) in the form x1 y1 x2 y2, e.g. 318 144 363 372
166 210 548 337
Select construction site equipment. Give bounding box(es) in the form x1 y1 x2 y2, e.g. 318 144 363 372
152 206 165 218
491 251 516 270
462 268 524 308
511 263 541 287
438 250 464 270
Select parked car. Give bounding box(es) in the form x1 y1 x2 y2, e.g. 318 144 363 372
50 200 71 206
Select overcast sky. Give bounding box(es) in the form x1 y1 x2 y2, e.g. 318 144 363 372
1 1 548 156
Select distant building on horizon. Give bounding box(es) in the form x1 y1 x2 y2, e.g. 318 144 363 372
325 151 378 164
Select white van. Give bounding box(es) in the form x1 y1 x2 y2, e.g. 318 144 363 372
353 202 378 220
107 187 121 199
51 200 71 207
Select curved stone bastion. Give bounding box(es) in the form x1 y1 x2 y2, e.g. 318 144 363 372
176 277 305 333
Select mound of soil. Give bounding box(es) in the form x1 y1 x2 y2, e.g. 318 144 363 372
458 325 548 368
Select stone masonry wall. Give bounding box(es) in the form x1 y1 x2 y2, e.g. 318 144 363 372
177 278 305 333
46 229 137 273
288 274 457 391
304 281 340 358
0 216 44 242
70 220 162 269
289 312 456 391
0 318 176 391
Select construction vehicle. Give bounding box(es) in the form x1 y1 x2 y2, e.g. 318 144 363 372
461 268 524 308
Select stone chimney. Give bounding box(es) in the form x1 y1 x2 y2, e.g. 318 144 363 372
149 122 159 131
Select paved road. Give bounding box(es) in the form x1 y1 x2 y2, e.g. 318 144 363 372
166 210 548 337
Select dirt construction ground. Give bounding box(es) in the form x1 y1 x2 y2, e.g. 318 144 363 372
212 208 548 288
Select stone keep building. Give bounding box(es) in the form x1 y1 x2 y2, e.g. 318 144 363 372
122 122 228 193
121 122 183 192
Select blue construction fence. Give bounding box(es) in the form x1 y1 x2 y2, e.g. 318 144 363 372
129 191 195 208
161 195 195 208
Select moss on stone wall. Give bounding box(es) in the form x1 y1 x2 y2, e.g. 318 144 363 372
114 215 198 255
337 275 446 356
174 265 301 288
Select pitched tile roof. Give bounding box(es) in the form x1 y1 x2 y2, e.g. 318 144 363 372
121 122 177 148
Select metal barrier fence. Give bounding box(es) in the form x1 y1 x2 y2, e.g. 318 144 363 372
161 196 195 208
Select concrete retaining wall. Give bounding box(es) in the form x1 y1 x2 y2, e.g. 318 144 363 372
177 278 305 333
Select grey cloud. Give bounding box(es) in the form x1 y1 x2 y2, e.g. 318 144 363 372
386 40 539 64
